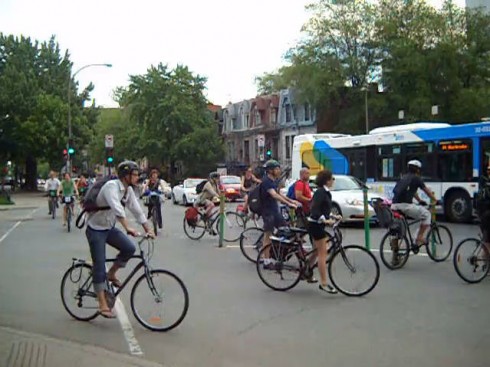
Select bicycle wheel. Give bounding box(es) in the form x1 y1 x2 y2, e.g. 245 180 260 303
453 238 490 284
60 263 99 321
239 227 264 263
252 214 263 228
52 199 56 219
131 269 189 332
183 217 206 240
379 232 410 270
152 207 158 236
426 224 453 262
217 211 245 242
67 206 72 232
256 243 302 291
328 245 380 297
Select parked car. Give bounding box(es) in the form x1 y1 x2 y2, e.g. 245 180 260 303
282 175 386 222
220 175 242 201
172 178 205 206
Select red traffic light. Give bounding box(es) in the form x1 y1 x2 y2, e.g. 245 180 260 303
63 149 68 155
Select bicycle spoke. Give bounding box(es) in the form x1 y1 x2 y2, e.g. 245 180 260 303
453 238 490 283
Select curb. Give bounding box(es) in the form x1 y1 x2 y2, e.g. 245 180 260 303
0 326 165 367
0 206 39 211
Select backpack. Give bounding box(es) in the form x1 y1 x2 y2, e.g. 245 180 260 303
248 184 262 215
195 180 207 194
75 176 114 229
286 181 298 200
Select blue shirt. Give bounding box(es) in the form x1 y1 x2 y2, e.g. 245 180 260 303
261 175 279 215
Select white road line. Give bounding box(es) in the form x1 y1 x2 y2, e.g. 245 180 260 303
105 265 143 356
0 221 22 244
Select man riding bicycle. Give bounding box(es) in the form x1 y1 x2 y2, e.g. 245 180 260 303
195 172 221 229
57 172 79 226
85 160 154 319
77 174 90 201
391 160 437 252
45 170 60 215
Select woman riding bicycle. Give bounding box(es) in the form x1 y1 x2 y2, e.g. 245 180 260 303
141 168 166 227
57 172 79 227
240 167 261 213
77 174 89 202
196 172 221 219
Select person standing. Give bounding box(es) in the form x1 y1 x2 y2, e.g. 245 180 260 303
240 167 261 212
294 167 313 215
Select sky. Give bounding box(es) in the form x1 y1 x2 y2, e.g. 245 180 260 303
0 0 467 108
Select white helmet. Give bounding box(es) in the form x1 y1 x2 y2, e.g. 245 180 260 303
408 160 422 168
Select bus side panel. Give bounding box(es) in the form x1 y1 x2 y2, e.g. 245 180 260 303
297 140 348 176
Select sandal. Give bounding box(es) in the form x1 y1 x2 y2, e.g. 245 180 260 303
98 308 116 319
107 275 122 288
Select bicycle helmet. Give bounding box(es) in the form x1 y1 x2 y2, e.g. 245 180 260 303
407 160 422 168
264 159 280 170
209 171 220 180
117 160 139 179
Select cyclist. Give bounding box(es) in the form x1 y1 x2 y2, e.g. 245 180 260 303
240 167 261 213
196 172 221 227
57 172 79 226
307 169 338 294
44 170 61 215
85 160 154 319
77 174 90 202
141 168 166 227
260 160 299 268
391 160 437 253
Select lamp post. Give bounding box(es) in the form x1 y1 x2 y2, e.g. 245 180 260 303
364 88 369 134
67 63 112 173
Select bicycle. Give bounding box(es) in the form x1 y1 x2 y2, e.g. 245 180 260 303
60 234 189 332
183 204 245 242
236 204 263 228
147 191 163 236
239 207 308 263
378 204 453 270
48 190 58 219
453 234 490 283
256 218 380 296
61 195 75 232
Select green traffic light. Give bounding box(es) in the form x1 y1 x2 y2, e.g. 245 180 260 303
68 147 75 155
107 157 114 163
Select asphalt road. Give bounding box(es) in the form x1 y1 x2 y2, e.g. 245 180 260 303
0 198 489 367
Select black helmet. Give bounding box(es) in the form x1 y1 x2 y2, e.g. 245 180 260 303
117 161 139 178
264 159 280 170
209 171 220 180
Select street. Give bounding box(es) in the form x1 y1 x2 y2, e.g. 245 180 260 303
0 193 489 367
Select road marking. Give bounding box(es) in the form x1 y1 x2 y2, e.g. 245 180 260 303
0 221 22 244
105 266 143 356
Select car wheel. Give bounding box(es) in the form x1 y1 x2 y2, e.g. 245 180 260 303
183 195 188 206
445 191 472 223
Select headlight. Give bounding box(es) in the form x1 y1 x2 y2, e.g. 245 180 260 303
345 198 363 206
226 188 236 193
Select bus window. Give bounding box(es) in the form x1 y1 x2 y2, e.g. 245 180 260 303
404 142 436 181
480 138 490 175
437 140 472 182
377 145 402 180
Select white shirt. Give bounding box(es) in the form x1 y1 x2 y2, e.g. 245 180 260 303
87 180 147 230
45 178 61 191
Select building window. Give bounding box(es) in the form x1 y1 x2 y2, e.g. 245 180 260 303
255 108 261 126
285 105 291 123
271 108 276 124
240 107 244 129
285 135 295 160
255 139 259 160
304 103 310 121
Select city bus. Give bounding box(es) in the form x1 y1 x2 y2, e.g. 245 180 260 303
292 121 490 222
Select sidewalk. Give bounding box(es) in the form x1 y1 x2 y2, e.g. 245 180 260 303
0 191 47 211
0 326 164 367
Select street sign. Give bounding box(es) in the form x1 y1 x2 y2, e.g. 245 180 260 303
257 134 265 147
259 153 265 161
105 134 114 148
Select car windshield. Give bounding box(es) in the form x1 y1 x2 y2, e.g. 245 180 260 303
221 176 240 184
185 179 204 188
331 176 362 191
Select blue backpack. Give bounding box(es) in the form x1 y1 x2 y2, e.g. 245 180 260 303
287 181 298 200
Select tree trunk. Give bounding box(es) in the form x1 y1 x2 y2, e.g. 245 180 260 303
25 155 38 191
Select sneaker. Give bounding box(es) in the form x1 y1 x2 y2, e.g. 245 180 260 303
319 284 338 294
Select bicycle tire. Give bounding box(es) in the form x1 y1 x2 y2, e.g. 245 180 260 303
217 211 245 242
426 224 453 262
67 206 72 232
152 207 158 236
256 243 302 291
239 227 264 263
379 232 410 270
182 217 206 240
453 238 490 284
52 199 56 219
60 263 99 321
328 245 380 297
130 269 189 332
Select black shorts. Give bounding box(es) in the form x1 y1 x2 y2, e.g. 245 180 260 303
262 210 286 232
479 210 490 242
308 222 327 240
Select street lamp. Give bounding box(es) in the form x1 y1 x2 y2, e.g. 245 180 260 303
67 63 112 172
361 87 369 134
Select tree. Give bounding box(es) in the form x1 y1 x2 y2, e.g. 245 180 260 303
0 34 98 189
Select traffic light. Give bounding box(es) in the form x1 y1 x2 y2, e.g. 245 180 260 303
68 139 75 155
106 148 114 164
63 149 68 161
266 149 272 158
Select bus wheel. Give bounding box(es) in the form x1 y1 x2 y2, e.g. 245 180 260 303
445 192 472 223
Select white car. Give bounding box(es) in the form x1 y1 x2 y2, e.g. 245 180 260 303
282 175 386 223
172 178 205 206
